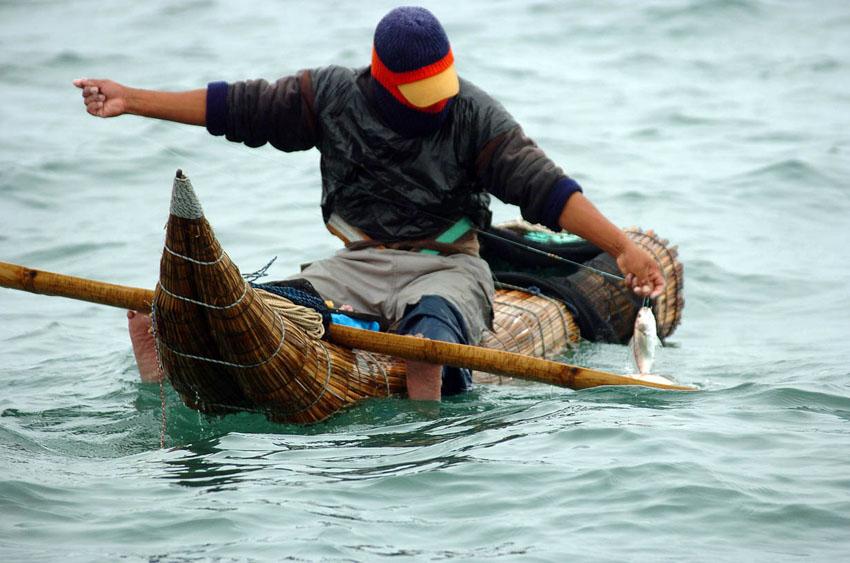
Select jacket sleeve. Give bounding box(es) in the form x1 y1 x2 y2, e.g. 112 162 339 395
205 70 318 152
475 126 583 231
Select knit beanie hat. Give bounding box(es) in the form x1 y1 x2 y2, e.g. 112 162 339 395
370 7 459 136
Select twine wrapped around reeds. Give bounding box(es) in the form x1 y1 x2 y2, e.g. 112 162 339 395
480 289 581 357
154 172 408 423
474 289 581 384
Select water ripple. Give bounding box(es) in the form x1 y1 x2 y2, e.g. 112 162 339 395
3 0 850 560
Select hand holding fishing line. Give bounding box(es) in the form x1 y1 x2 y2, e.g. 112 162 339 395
617 242 665 298
555 191 665 298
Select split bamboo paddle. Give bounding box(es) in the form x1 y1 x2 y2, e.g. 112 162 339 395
0 261 695 392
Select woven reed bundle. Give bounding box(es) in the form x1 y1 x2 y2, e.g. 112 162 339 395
259 288 579 400
474 289 580 384
562 227 684 343
479 289 580 358
154 173 407 423
153 211 252 414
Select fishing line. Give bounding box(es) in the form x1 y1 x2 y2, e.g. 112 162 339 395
475 228 625 282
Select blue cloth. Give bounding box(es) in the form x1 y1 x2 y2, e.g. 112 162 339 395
330 313 381 332
206 81 228 137
541 177 583 231
394 295 473 396
369 80 453 137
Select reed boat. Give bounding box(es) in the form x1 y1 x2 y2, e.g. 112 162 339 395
151 171 684 423
0 170 688 423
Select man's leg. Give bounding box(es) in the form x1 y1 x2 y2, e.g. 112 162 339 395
127 311 163 383
405 360 443 401
395 295 473 401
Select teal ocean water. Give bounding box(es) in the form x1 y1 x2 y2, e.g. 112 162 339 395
2 0 849 560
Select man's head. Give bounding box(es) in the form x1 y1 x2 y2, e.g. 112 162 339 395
371 6 459 112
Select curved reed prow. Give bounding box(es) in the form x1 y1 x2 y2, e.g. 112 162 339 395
153 171 404 423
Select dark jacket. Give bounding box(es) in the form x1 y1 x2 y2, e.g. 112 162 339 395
206 66 581 242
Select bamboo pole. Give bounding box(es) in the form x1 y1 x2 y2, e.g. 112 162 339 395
0 261 695 392
0 261 154 312
328 324 694 391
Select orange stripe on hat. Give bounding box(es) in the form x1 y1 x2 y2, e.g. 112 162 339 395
371 47 455 113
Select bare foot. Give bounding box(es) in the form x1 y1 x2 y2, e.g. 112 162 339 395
127 311 163 383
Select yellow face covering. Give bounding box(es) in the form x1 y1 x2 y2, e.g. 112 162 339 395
398 65 459 108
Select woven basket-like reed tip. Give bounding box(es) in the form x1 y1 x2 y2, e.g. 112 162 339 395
170 172 204 219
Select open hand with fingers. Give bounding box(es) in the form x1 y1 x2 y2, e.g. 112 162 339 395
73 78 128 118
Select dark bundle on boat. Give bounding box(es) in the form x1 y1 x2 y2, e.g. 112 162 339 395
153 173 684 422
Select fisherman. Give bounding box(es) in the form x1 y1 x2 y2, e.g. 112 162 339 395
74 6 664 401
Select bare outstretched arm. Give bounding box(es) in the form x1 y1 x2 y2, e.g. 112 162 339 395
558 192 665 298
72 78 206 126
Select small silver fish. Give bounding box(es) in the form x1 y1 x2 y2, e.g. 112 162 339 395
631 306 659 375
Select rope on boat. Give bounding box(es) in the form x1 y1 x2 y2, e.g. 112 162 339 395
157 280 250 310
257 291 325 340
159 377 167 449
163 243 226 265
491 299 550 357
242 256 277 283
492 281 577 349
297 339 337 410
156 312 288 369
149 303 168 449
231 338 338 420
204 338 336 420
159 244 326 338
357 350 392 397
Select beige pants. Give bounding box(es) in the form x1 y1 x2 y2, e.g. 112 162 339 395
293 247 495 343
